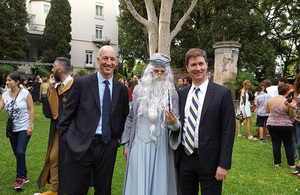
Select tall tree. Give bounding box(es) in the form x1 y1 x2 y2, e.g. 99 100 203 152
172 0 277 78
258 0 300 78
123 0 198 56
118 0 150 66
42 0 71 63
119 0 299 81
0 0 29 60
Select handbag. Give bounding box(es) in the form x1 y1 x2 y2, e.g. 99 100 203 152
235 90 247 121
235 107 247 121
42 88 52 119
6 117 13 138
6 89 21 138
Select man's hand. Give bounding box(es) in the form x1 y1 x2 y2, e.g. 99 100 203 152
49 74 57 90
164 110 178 126
215 166 228 181
123 147 128 164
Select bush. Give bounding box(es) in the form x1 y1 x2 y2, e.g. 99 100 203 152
35 65 51 77
77 69 88 77
114 73 126 79
224 71 258 100
0 65 16 86
132 61 146 75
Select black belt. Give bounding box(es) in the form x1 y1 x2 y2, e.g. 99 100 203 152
93 134 102 139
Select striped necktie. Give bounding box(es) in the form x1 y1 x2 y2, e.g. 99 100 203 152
185 87 200 155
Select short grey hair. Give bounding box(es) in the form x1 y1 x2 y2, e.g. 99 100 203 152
55 57 72 74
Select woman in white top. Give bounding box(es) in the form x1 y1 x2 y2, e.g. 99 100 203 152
237 80 257 140
0 73 35 190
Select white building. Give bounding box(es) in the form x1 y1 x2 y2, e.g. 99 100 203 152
25 0 118 74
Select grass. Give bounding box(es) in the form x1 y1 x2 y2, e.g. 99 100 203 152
0 103 299 194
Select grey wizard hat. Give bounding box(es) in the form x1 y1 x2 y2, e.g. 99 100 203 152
149 53 171 67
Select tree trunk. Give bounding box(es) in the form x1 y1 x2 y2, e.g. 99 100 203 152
147 23 159 56
158 0 173 56
124 0 198 57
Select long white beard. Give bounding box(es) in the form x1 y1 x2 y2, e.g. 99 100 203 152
136 65 175 141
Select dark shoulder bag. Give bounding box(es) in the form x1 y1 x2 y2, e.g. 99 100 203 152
6 89 21 138
42 88 53 119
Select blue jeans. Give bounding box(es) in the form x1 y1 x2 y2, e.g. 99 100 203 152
293 121 300 158
10 130 31 179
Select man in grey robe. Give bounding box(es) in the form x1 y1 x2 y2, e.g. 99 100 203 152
121 53 181 195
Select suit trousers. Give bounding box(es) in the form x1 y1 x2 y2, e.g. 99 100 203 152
49 130 59 192
178 145 222 195
65 137 119 195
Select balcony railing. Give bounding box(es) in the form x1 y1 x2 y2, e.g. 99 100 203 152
84 62 95 68
92 36 108 43
26 23 45 32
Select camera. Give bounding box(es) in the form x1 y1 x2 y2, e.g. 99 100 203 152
286 97 292 103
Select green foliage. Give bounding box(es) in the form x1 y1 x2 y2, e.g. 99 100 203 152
119 0 300 81
235 71 259 90
171 0 278 82
35 65 51 77
0 65 16 85
42 0 72 63
117 1 149 65
77 69 88 77
259 0 300 76
224 71 259 98
132 61 146 75
114 73 126 79
0 0 29 60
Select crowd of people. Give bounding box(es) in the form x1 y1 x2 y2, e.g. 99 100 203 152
234 76 300 180
1 45 300 195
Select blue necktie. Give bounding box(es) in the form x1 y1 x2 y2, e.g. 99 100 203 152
102 80 111 144
185 88 200 155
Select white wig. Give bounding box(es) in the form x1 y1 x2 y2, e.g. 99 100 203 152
136 64 175 141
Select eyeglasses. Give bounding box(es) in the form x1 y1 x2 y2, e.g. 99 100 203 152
152 69 166 75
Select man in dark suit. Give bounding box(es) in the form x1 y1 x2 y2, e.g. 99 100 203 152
59 46 129 194
177 48 235 195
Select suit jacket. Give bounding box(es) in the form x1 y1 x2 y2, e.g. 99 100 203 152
59 73 129 162
177 80 235 174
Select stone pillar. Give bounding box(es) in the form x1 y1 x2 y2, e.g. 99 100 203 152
213 41 242 86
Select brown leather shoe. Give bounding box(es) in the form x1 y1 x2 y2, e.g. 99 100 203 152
34 190 58 195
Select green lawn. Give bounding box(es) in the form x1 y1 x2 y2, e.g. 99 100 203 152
0 104 299 194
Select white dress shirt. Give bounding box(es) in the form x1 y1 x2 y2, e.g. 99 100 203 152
182 78 209 148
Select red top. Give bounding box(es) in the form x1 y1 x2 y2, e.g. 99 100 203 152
128 88 132 101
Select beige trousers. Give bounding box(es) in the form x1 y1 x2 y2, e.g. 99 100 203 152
49 130 59 192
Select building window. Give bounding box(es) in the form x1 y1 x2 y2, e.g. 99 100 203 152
85 51 93 66
44 5 50 14
96 4 103 18
95 26 103 40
